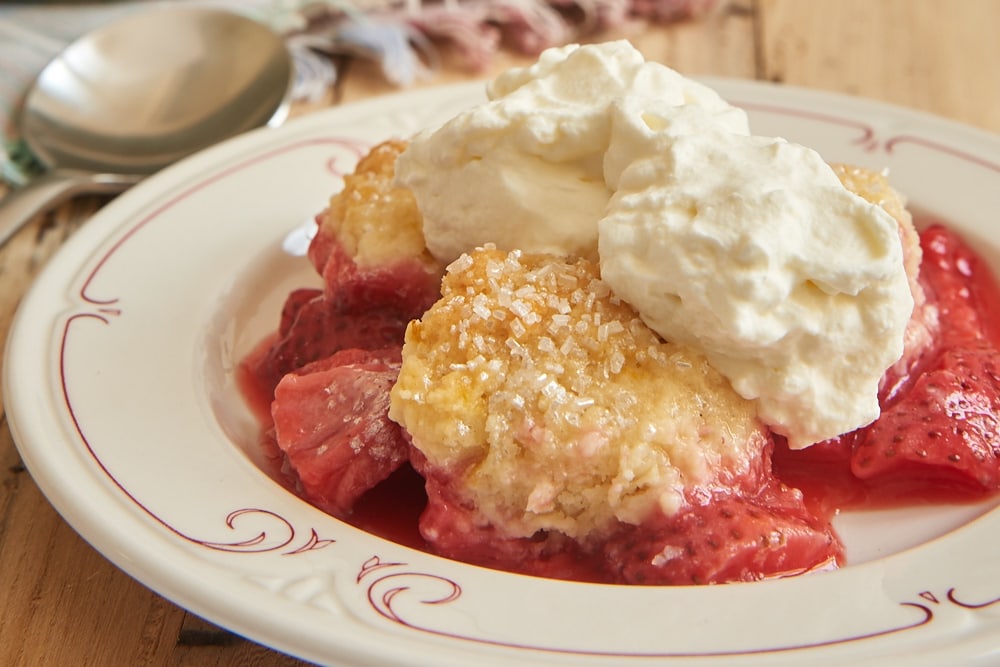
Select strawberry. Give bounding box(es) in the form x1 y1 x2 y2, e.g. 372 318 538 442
249 231 443 395
271 347 409 518
255 290 412 393
851 342 1000 499
919 223 1000 348
603 482 842 585
278 287 322 336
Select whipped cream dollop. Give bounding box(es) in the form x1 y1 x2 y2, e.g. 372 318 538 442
394 40 913 448
394 40 747 262
599 119 912 448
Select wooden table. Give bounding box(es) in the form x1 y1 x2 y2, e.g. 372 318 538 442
1 1 998 664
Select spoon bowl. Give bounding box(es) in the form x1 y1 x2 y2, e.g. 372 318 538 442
0 6 293 246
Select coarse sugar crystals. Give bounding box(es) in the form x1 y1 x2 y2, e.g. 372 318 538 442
389 246 770 539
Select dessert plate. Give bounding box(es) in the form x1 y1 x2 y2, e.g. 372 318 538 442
6 79 1000 667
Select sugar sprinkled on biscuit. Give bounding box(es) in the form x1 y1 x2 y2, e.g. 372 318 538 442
390 246 769 541
320 139 436 269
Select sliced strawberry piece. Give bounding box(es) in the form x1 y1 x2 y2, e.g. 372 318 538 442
851 343 1000 499
278 287 323 336
771 433 865 511
776 225 1000 507
255 291 412 393
250 231 442 396
271 347 408 518
920 223 1000 348
603 484 842 585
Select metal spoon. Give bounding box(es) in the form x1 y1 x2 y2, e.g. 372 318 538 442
0 6 294 247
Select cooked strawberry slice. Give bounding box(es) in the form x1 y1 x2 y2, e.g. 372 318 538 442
851 342 1000 499
278 287 323 336
603 483 842 585
255 291 412 393
250 228 442 396
306 213 335 276
920 223 1000 348
770 433 865 511
271 347 408 517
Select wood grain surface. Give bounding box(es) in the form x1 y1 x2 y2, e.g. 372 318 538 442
1 1 998 664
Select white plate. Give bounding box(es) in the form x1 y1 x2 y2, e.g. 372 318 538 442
6 80 1000 667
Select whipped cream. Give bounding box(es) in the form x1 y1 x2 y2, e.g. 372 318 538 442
394 40 746 263
395 40 913 448
599 126 912 448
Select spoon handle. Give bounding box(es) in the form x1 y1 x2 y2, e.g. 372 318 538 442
0 171 140 248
